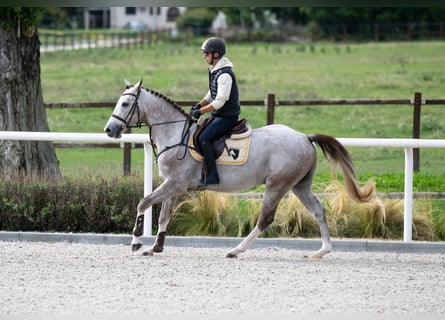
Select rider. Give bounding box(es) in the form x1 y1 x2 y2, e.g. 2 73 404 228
191 37 241 186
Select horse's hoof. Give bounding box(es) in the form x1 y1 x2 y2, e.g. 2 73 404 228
153 246 163 253
142 248 154 256
132 243 143 252
225 252 238 258
310 249 330 259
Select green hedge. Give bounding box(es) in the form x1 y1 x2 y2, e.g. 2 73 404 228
0 175 442 241
0 175 160 233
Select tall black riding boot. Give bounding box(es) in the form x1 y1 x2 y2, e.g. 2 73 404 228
200 140 220 186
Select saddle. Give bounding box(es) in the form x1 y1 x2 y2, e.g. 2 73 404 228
192 117 249 159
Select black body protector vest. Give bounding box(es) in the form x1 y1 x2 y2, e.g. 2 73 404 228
209 66 241 118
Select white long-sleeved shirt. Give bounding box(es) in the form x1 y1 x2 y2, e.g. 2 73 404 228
203 57 234 110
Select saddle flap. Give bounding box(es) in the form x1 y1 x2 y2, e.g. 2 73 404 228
192 117 250 157
189 133 251 166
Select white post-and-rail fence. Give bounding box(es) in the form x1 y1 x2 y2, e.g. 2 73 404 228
0 131 444 242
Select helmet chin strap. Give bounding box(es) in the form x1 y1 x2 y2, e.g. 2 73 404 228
210 52 218 66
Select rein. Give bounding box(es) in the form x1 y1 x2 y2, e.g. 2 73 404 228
152 118 195 161
112 87 196 161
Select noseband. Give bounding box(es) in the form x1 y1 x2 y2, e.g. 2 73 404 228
111 88 146 129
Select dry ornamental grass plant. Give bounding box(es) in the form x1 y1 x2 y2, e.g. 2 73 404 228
171 184 436 241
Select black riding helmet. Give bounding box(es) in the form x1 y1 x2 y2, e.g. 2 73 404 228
201 37 226 64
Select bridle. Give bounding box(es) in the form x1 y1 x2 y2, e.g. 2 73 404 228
111 88 146 129
112 87 196 161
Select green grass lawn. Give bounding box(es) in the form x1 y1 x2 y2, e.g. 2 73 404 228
41 40 445 185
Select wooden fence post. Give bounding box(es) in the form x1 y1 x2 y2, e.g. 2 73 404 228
123 129 132 176
374 23 379 41
407 23 411 41
413 92 422 172
267 93 275 125
123 143 131 176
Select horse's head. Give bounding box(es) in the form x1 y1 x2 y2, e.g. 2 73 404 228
105 79 143 138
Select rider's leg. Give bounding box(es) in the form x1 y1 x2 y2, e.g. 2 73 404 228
197 116 238 186
199 139 219 185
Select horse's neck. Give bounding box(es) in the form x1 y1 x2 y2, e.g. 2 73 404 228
151 122 188 149
142 90 190 148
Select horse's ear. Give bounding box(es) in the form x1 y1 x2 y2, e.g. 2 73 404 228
135 78 143 89
124 79 132 89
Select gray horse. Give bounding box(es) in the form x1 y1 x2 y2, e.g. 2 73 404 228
105 79 375 258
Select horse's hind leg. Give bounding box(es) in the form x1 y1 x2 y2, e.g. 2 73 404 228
226 187 288 258
292 182 331 259
225 226 261 258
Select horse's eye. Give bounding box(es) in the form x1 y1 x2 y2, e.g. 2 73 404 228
122 102 129 108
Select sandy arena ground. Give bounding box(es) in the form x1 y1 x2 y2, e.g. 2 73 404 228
0 241 444 316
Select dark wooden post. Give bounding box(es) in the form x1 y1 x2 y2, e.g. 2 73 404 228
123 143 131 176
266 93 275 125
71 32 75 50
53 32 57 48
374 23 379 42
412 92 422 172
123 129 132 176
62 33 66 50
407 23 411 41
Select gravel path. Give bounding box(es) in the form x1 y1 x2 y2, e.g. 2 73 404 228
1 241 444 315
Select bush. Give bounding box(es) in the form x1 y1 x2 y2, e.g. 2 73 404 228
169 184 439 241
169 192 259 237
324 182 435 240
0 175 441 241
176 8 214 36
0 174 158 233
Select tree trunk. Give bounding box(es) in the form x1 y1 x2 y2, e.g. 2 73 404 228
0 23 60 177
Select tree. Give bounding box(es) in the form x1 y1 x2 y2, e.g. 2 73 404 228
299 7 445 25
218 8 273 29
176 8 215 36
0 8 60 177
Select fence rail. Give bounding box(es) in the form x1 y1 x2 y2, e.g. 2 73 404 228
1 130 444 241
39 22 445 52
45 92 445 174
39 30 172 52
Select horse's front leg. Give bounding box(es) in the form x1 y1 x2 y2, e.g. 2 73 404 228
142 196 178 256
131 179 185 254
131 214 145 252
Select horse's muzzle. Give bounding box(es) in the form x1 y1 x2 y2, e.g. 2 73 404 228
104 121 123 138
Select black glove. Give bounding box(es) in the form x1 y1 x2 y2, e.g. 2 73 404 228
192 109 201 119
191 103 201 112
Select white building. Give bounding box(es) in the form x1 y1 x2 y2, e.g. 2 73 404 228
83 7 185 30
110 7 186 30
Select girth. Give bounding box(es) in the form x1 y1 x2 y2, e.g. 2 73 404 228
192 117 249 158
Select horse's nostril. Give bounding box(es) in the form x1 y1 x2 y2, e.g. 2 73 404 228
105 127 115 137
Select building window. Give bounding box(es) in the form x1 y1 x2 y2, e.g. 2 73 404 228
149 7 161 15
126 7 136 15
167 7 180 22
